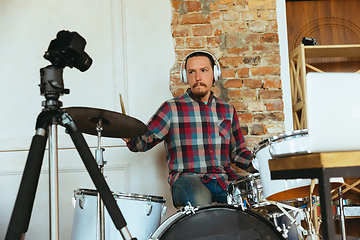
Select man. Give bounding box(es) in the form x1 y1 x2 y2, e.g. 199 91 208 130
123 51 255 207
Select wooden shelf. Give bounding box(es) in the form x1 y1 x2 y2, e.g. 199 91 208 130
289 44 360 130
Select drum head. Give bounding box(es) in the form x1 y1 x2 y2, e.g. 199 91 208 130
156 205 284 240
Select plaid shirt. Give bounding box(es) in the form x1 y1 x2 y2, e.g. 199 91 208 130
127 89 253 190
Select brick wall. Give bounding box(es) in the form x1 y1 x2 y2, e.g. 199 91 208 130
169 0 285 150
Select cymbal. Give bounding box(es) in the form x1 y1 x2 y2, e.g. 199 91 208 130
63 107 148 138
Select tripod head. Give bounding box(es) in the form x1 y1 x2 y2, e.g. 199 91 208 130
39 30 92 110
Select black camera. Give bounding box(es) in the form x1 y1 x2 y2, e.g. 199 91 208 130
44 30 92 71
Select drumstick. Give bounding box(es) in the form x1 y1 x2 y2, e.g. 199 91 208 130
119 93 126 115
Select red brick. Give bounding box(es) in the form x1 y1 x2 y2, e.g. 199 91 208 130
226 34 239 45
224 79 243 88
264 78 281 89
238 113 253 123
229 101 246 111
242 89 257 101
175 50 194 60
186 37 206 48
240 126 249 135
221 68 236 78
210 0 234 11
171 88 186 97
243 56 261 65
219 56 243 67
248 0 276 10
243 79 262 88
253 112 284 122
212 86 221 97
262 55 281 65
193 24 213 36
170 74 184 87
181 13 211 24
250 124 267 135
171 1 181 12
261 33 279 43
251 66 280 76
184 1 202 12
227 46 250 55
253 44 280 54
245 34 260 44
174 38 185 49
222 22 247 34
209 12 221 20
259 90 283 99
172 25 190 37
172 12 179 25
228 89 242 100
213 24 223 36
266 101 284 111
237 68 250 78
207 37 221 48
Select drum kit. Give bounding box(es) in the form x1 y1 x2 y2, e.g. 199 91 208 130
64 120 344 240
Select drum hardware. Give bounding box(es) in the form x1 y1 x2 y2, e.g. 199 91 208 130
338 187 347 240
95 119 106 240
268 200 309 238
5 31 146 240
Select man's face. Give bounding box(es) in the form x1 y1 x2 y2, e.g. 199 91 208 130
186 56 214 101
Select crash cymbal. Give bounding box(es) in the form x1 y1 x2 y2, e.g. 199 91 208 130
64 107 148 138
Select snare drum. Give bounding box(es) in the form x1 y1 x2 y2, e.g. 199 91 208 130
255 130 344 201
148 204 285 240
227 173 268 208
71 189 166 240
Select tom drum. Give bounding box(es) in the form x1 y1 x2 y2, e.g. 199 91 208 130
254 130 344 201
71 189 166 240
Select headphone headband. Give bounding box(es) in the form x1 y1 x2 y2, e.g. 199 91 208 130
180 50 222 84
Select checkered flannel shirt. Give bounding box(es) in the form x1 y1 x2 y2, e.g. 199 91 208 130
126 88 253 190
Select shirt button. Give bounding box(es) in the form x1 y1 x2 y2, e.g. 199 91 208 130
209 150 213 154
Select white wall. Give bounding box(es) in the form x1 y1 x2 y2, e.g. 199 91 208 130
277 0 293 132
0 0 175 239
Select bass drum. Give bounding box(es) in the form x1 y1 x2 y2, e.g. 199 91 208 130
149 204 285 240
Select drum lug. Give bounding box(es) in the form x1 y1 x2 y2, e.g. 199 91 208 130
79 194 86 209
181 202 198 215
146 202 153 216
161 203 167 217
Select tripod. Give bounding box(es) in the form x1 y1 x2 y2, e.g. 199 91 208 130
5 66 138 240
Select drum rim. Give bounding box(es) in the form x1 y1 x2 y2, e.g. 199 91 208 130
74 188 166 203
149 204 285 240
269 129 308 143
230 172 260 185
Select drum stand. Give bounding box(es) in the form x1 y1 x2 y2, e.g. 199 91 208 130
95 120 106 240
5 101 136 240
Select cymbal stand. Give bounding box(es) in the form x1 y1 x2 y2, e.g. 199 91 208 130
96 119 106 240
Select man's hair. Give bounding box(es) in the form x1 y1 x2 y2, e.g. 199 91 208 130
184 51 215 70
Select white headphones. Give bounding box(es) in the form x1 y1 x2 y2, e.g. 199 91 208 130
180 50 222 84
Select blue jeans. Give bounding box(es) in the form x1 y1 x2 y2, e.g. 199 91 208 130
171 175 228 207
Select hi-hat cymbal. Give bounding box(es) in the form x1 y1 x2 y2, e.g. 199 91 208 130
64 107 148 138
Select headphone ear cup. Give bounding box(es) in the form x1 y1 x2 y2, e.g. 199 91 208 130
182 68 188 84
213 65 220 81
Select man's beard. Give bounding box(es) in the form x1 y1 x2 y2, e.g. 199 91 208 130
192 82 208 99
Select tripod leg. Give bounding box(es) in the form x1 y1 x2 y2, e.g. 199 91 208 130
5 133 48 240
61 112 136 240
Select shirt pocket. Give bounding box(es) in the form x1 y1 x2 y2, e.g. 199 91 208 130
217 119 231 139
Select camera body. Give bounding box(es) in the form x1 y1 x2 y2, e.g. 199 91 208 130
44 30 92 72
